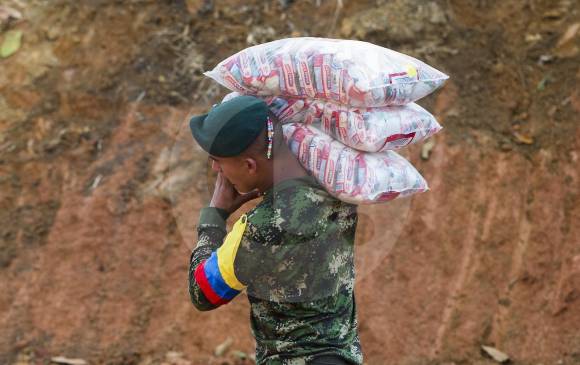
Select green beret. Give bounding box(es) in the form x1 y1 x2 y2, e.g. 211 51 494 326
189 95 268 157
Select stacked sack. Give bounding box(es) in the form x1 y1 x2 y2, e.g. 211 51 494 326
205 37 448 204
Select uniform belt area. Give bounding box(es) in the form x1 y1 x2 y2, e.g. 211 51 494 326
309 355 353 365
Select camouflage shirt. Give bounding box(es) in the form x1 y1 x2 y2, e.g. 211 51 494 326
189 176 362 364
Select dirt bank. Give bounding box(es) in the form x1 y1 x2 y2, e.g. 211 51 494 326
1 0 579 364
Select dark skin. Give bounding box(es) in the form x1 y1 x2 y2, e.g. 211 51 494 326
208 124 308 214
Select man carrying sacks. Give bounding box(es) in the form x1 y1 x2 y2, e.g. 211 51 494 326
188 95 363 364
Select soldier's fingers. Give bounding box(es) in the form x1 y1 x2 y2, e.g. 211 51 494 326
215 173 234 193
214 172 224 186
221 175 235 188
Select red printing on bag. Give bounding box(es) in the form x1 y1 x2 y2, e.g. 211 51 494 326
297 54 316 97
255 50 271 76
313 54 325 98
351 154 366 196
322 112 331 133
337 69 346 103
239 51 253 82
318 144 329 171
325 159 335 185
388 71 407 84
223 73 246 92
221 64 248 92
379 132 416 150
280 54 298 95
337 111 348 142
322 55 332 98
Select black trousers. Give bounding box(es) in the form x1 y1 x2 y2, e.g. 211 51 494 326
309 355 353 365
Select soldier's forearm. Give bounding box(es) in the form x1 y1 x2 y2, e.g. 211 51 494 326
196 207 229 244
188 207 229 310
190 207 228 267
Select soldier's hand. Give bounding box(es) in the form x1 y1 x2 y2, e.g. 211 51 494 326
209 172 261 214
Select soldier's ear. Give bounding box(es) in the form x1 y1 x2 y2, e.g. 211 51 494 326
244 157 258 175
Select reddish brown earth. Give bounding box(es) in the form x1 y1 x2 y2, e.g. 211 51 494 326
1 1 579 364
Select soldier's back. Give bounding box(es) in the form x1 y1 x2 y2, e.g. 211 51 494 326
234 176 362 364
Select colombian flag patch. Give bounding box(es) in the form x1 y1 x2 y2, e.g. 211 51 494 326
194 215 248 305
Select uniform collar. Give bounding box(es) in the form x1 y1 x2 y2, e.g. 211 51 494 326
262 175 318 198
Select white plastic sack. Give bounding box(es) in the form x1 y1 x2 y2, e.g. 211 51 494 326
269 96 442 152
206 37 448 107
223 92 442 152
283 123 429 204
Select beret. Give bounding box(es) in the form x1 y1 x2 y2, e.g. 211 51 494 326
189 95 268 157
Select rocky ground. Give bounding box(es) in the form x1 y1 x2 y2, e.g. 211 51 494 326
0 0 579 364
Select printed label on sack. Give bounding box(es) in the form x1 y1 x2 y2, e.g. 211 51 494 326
334 149 346 194
321 101 335 133
322 55 333 99
253 49 272 77
352 154 367 196
381 132 416 150
337 111 348 142
338 69 348 104
296 53 316 98
325 143 341 187
223 67 247 92
388 71 409 84
279 99 304 121
313 54 325 98
279 54 298 95
239 51 254 83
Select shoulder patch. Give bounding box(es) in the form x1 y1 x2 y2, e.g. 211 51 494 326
216 214 248 290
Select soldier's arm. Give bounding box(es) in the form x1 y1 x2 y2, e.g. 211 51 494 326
188 207 229 311
188 207 249 311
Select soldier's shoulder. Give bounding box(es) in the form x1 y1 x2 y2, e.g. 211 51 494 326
243 178 357 241
243 195 281 244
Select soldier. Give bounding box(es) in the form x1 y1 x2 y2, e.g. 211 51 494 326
188 95 362 365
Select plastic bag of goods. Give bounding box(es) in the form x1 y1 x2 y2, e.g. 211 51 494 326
223 92 442 152
269 96 442 152
205 37 448 107
282 123 429 204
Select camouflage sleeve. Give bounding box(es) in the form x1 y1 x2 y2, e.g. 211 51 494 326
232 219 280 290
232 196 282 289
188 207 229 311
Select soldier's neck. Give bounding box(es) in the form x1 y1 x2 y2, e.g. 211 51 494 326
261 147 308 192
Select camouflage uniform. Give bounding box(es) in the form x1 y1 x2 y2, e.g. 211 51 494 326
189 176 363 364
